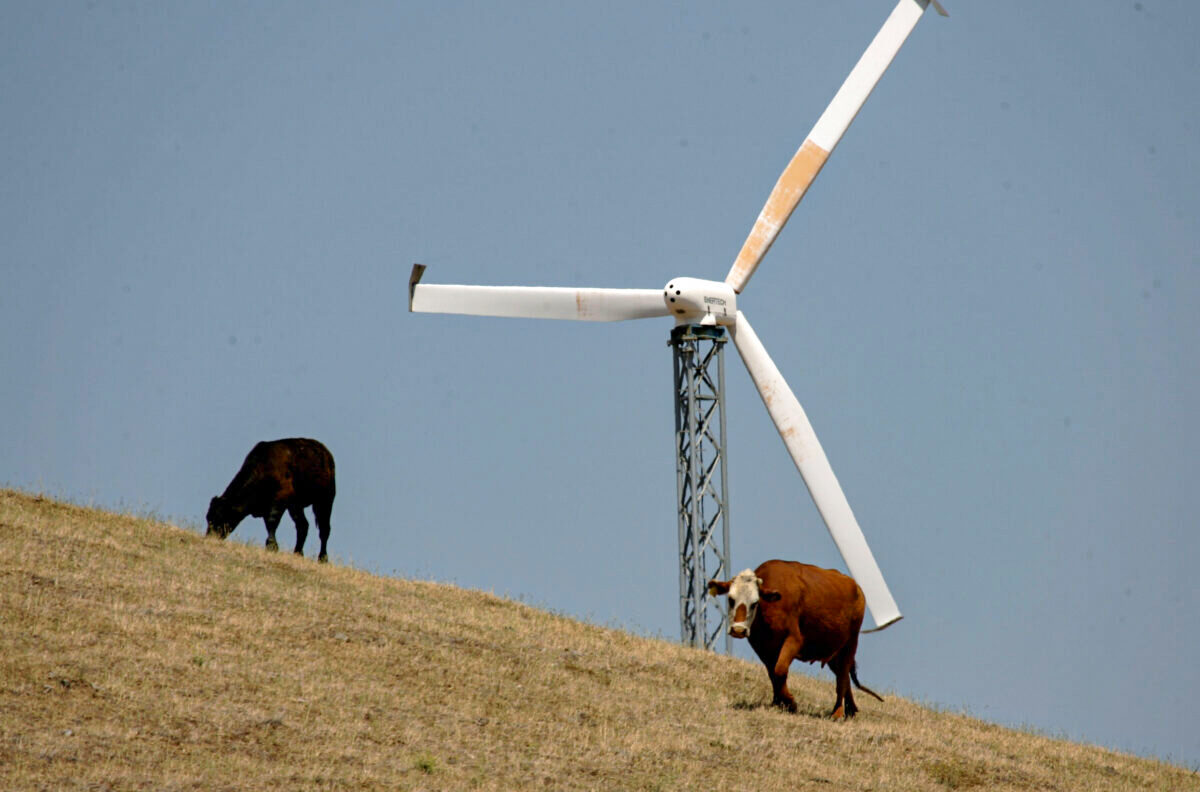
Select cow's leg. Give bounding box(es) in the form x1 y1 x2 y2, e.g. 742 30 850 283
753 633 802 713
828 650 857 719
312 497 332 563
766 668 797 713
263 506 284 552
771 633 804 712
750 635 792 712
289 505 309 556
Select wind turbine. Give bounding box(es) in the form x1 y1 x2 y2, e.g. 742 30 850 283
410 0 948 632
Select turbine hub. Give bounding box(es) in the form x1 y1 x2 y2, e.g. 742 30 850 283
663 278 737 326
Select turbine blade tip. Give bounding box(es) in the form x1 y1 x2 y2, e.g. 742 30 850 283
862 614 903 634
409 263 427 312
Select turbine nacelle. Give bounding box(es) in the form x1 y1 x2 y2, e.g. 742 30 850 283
663 278 737 326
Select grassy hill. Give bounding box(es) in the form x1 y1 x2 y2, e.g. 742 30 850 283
1 489 1195 791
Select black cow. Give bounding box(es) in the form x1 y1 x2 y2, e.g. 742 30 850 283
206 438 336 562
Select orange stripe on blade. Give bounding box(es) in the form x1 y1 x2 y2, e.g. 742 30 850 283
726 138 830 293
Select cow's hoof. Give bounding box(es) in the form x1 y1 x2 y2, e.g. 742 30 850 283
266 540 279 552
830 706 845 720
318 552 329 564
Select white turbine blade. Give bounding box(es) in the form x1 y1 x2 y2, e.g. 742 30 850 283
408 265 668 322
725 0 943 294
730 310 901 630
414 284 668 321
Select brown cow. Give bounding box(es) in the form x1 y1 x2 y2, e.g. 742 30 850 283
708 560 884 718
206 438 336 562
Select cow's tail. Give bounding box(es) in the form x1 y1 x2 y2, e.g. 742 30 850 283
850 662 885 702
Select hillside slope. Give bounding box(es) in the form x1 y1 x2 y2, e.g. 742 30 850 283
1 489 1194 791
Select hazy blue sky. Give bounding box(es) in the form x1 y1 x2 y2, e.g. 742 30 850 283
3 0 1198 768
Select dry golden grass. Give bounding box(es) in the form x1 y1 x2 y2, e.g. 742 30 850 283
1 488 1195 791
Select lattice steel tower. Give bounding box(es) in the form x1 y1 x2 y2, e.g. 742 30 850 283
670 324 732 653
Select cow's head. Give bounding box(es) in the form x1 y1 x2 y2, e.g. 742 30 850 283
205 496 236 539
708 569 781 639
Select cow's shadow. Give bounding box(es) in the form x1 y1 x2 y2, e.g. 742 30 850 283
730 697 830 720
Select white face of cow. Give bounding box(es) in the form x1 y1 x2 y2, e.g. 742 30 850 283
709 568 764 639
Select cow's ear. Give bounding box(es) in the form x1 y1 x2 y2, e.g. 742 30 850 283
707 579 731 596
760 587 782 602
